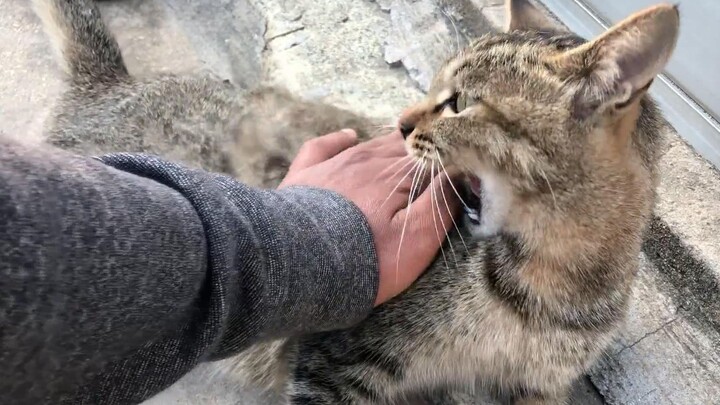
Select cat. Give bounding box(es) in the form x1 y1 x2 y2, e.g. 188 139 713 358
32 0 678 404
226 2 678 404
32 0 375 189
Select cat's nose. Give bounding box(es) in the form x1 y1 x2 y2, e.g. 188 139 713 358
399 122 415 139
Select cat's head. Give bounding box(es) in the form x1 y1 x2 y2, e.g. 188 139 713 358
400 0 678 244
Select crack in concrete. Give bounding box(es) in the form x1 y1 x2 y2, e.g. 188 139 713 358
262 22 306 52
616 317 680 356
639 389 658 401
264 26 306 44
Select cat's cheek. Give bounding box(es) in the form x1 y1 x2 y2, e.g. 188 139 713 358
463 215 485 239
464 215 503 239
475 170 514 237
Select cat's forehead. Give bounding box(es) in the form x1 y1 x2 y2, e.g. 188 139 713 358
467 31 587 60
433 31 586 94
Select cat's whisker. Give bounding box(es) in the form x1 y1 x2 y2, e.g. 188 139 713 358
441 7 462 54
387 157 416 181
367 123 398 138
381 159 421 208
378 155 412 180
414 152 430 198
436 151 471 210
539 167 558 212
430 163 449 270
396 161 426 281
371 123 398 131
432 163 457 265
439 175 470 255
368 127 396 138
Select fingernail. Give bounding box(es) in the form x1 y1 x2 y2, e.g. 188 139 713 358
340 128 357 136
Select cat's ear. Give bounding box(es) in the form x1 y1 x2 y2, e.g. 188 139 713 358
506 0 557 32
553 4 679 119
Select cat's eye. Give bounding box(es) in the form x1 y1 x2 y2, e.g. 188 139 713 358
444 93 478 113
456 94 468 112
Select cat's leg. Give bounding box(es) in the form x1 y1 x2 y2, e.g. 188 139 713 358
285 350 395 404
283 328 414 405
285 365 354 404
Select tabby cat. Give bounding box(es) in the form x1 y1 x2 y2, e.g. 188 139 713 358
33 0 678 404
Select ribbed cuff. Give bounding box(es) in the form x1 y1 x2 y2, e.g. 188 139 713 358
247 186 379 335
97 153 378 355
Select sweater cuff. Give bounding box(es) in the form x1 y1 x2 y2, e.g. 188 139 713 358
97 153 378 350
251 186 379 335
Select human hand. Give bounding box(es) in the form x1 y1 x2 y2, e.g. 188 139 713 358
279 129 460 306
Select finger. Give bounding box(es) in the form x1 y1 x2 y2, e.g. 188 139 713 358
373 212 432 305
287 129 358 173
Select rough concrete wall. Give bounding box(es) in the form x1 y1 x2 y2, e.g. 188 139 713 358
1 0 718 404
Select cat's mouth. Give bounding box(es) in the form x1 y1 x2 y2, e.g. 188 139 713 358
462 175 482 225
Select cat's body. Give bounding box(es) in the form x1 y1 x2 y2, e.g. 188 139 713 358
36 0 373 188
33 0 678 404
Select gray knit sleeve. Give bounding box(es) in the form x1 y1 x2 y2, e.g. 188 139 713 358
0 139 378 405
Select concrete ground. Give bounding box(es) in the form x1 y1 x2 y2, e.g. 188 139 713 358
1 0 719 404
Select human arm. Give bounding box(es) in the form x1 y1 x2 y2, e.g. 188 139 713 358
0 130 457 404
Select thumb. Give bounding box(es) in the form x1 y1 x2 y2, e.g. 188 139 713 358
375 174 462 306
287 129 358 173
